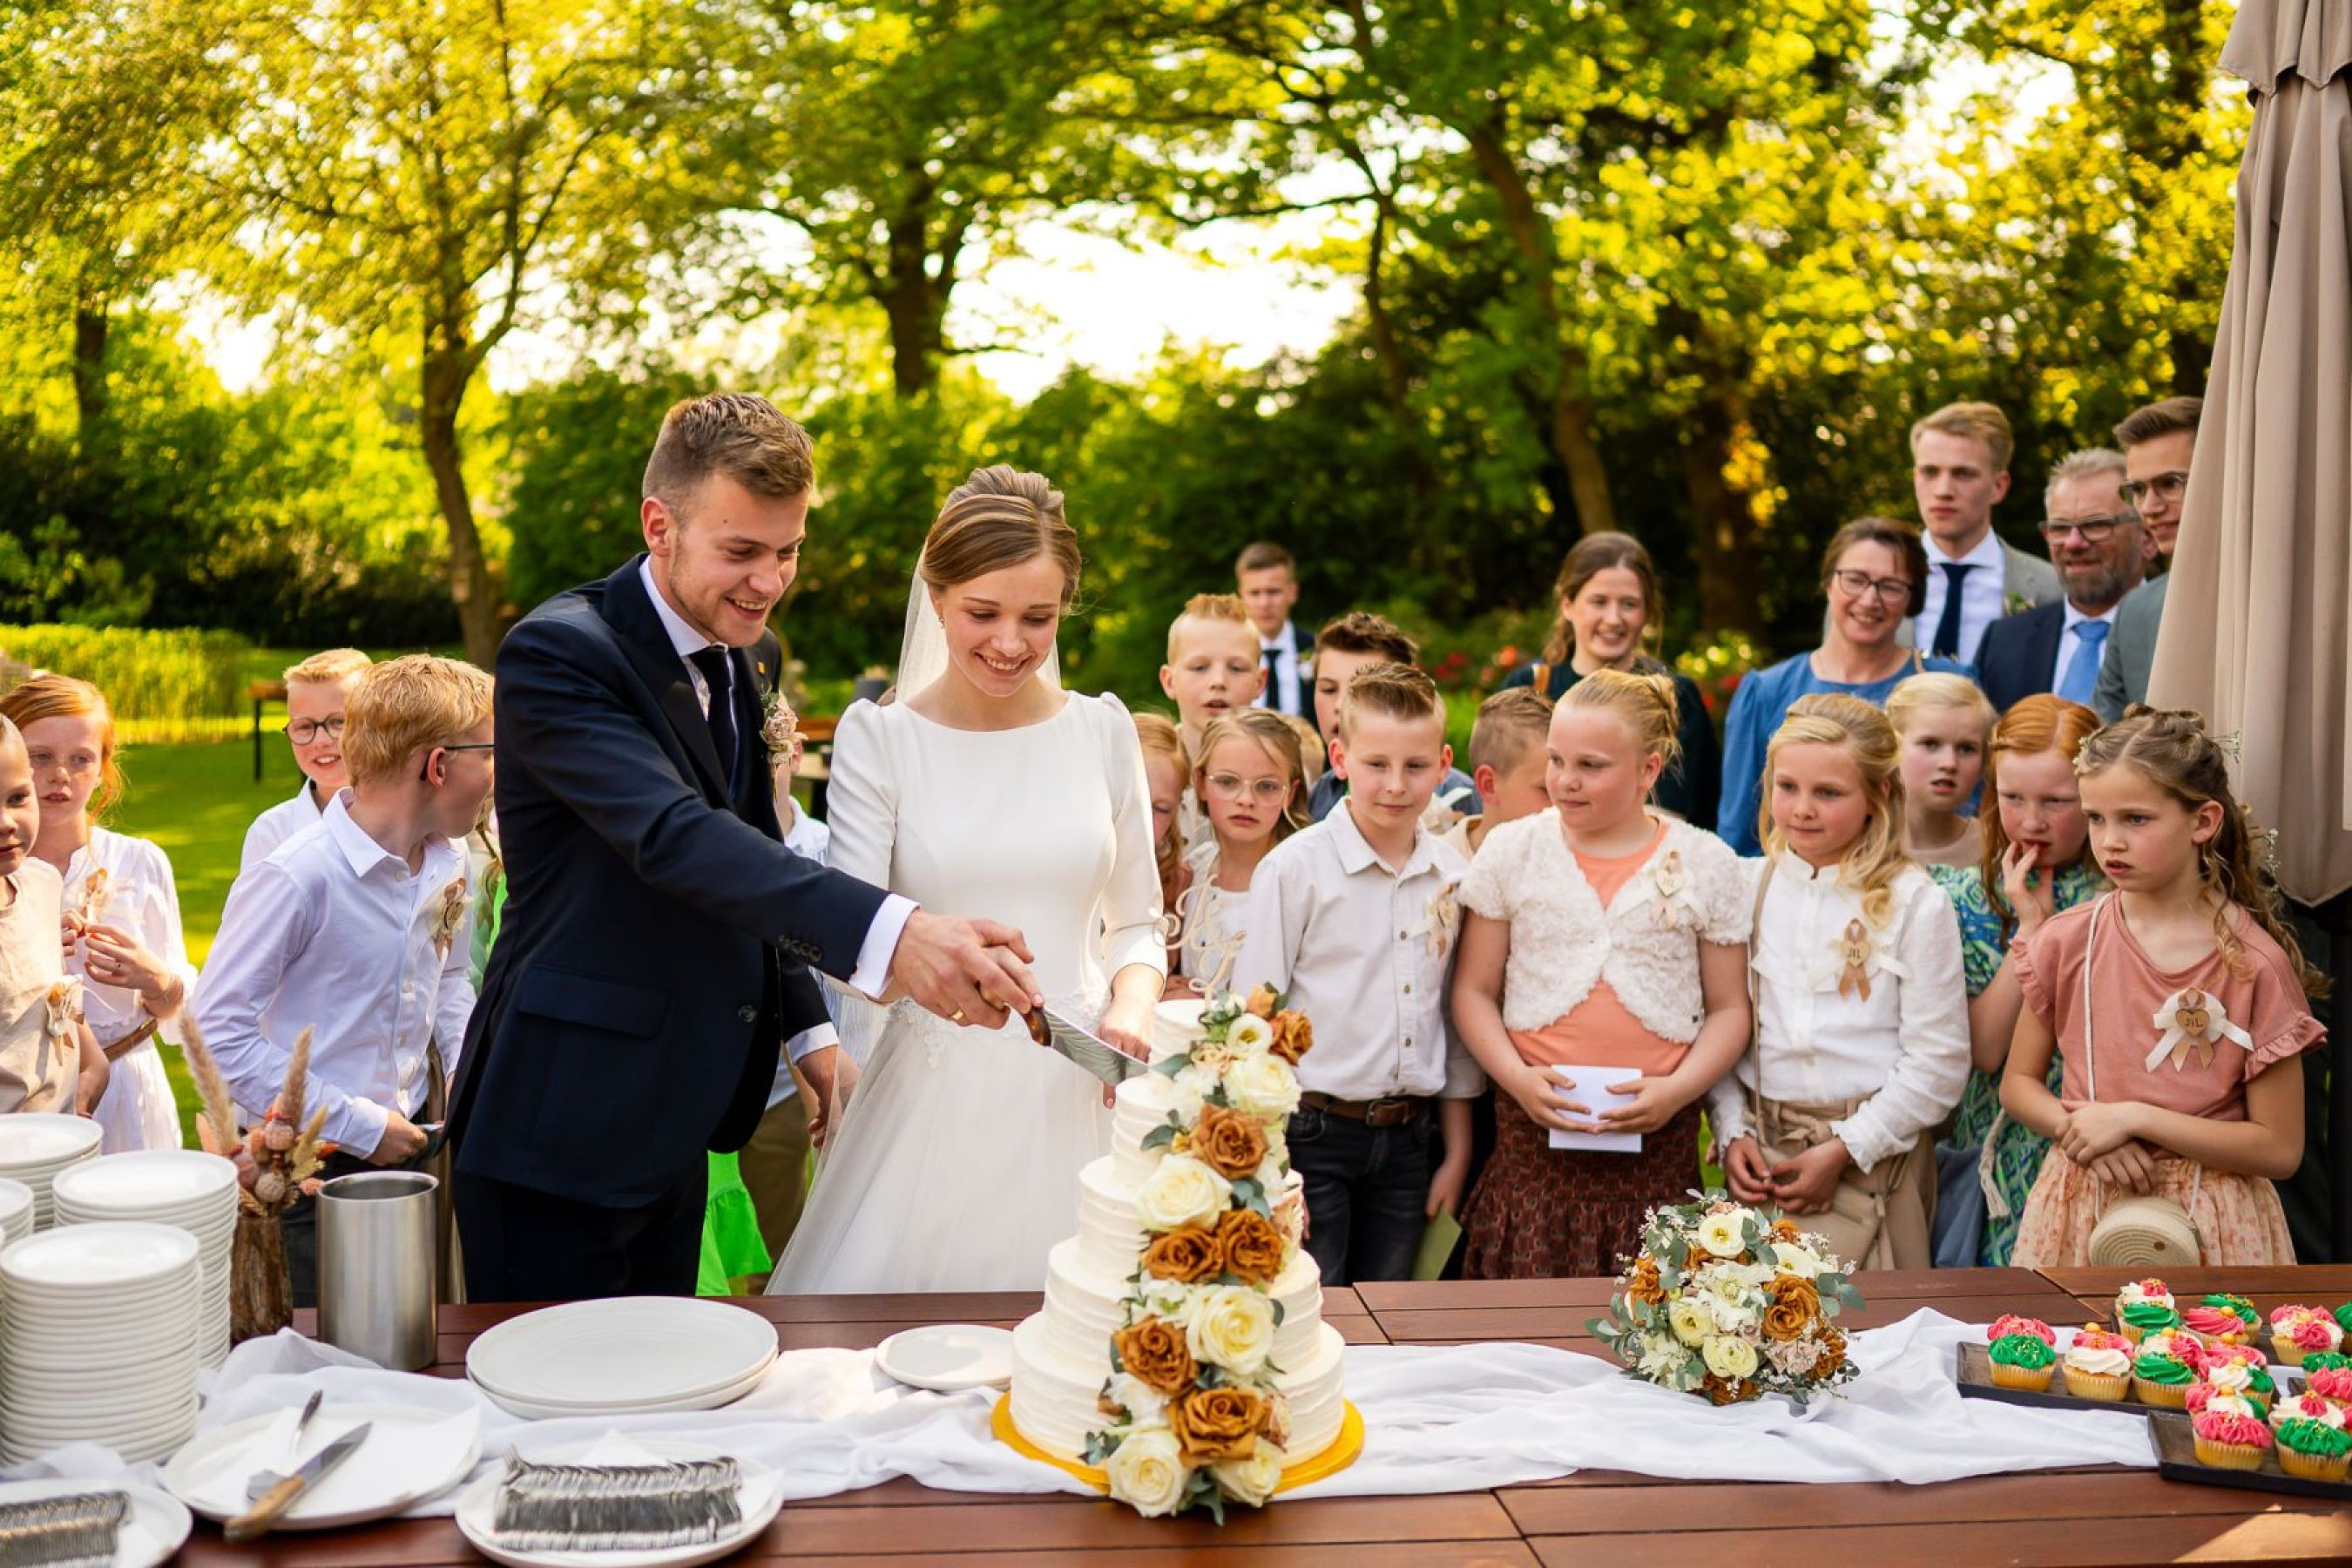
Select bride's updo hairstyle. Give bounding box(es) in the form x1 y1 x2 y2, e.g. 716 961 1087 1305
920 464 1083 607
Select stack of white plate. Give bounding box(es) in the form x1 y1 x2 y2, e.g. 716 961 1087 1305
464 1296 778 1419
0 1221 201 1464
0 1115 101 1229
52 1151 238 1368
0 1179 32 1246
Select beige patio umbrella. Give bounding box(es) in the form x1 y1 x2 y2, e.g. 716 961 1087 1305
2148 0 2352 908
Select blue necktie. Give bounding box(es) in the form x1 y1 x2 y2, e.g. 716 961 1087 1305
1929 561 1974 659
2057 618 2110 706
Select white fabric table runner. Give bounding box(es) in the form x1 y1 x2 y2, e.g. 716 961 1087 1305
9 1310 2153 1511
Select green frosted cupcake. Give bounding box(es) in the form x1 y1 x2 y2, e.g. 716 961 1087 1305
2119 1301 2181 1343
1989 1332 2058 1392
2277 1418 2352 1482
2132 1350 2196 1408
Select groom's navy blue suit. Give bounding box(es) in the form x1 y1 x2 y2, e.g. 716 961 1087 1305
449 556 888 1299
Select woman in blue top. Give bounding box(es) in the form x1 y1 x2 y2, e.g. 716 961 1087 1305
1718 517 1976 852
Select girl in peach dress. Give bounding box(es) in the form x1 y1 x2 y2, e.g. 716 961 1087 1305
2004 708 2326 1267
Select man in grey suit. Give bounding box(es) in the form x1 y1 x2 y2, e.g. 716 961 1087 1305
1908 401 2063 662
2093 396 2200 721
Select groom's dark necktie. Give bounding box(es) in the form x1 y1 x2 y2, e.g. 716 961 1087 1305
688 645 737 781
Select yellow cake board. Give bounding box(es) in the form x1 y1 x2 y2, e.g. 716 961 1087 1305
992 1396 1364 1497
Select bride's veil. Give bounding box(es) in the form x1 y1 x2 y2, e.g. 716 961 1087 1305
891 552 1063 700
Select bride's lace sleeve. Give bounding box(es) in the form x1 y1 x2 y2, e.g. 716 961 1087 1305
821 701 896 890
1095 693 1168 981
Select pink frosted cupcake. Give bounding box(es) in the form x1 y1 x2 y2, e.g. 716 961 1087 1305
2191 1408 2273 1470
2138 1328 2207 1371
2308 1365 2352 1409
2270 1307 2346 1369
1988 1315 2057 1347
2059 1328 2132 1402
2186 1386 2262 1421
2268 1393 2347 1434
2182 1302 2254 1348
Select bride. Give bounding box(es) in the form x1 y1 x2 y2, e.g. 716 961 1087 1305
768 465 1166 1294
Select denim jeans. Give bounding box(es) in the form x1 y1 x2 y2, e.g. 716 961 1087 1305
1286 1102 1432 1286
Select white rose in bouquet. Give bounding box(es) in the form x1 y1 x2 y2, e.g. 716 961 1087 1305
1702 1335 1760 1381
1186 1284 1277 1375
1212 1441 1287 1506
1105 1429 1190 1517
1224 1054 1301 1120
1768 1240 1828 1280
1697 1211 1747 1258
1136 1155 1232 1232
1667 1297 1713 1346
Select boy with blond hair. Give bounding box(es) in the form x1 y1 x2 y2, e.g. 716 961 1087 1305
194 653 494 1304
1305 612 1480 825
240 647 375 877
1161 592 1267 849
1234 662 1483 1284
1443 686 1553 859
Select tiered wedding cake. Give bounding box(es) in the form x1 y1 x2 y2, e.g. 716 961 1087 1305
1007 995 1348 1501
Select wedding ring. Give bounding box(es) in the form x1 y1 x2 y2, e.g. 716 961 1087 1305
950 1009 966 1023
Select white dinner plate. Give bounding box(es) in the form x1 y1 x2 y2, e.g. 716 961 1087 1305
0 1222 198 1288
465 1297 777 1409
3 1360 195 1399
0 1115 104 1167
0 1477 190 1568
2 1298 199 1335
874 1324 1016 1392
51 1150 236 1209
165 1402 483 1529
471 1359 770 1422
453 1436 784 1568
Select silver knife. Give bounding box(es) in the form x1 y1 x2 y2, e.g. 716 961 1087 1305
226 1423 371 1542
1028 1004 1150 1086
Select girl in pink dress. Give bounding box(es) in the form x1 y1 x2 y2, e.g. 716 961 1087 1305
2004 707 2326 1267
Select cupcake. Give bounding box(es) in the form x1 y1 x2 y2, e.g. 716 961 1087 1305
2059 1329 2132 1402
2268 1393 2347 1434
2182 1301 2256 1348
2199 1357 2274 1417
2334 1302 2352 1337
2132 1348 2199 1408
2300 1351 2352 1375
1988 1315 2057 1346
2118 1301 2182 1345
2276 1417 2352 1482
2272 1308 2346 1369
2307 1365 2352 1409
1988 1332 2058 1392
2186 1386 2262 1420
2115 1277 2173 1315
2192 1408 2274 1470
2139 1328 2207 1371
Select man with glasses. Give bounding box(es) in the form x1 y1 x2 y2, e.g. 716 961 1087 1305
237 647 373 878
2093 397 2199 721
1977 449 2150 713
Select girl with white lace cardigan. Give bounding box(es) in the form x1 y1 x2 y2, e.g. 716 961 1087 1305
1710 693 1969 1270
1452 670 1752 1279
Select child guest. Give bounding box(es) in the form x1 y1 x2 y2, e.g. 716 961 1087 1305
0 717 107 1118
1306 612 1480 825
193 655 492 1304
1452 672 1751 1278
1886 672 1994 869
240 648 373 877
1131 712 1193 982
1932 695 2105 1266
1235 663 1483 1284
1712 693 1969 1269
1177 709 1309 993
1444 687 1554 861
1159 593 1267 851
2004 707 2326 1267
3 676 194 1150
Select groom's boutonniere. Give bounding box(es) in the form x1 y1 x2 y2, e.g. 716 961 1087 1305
761 691 804 771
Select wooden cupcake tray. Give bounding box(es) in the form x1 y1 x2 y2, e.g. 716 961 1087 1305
1952 1342 2305 1416
2149 1410 2352 1501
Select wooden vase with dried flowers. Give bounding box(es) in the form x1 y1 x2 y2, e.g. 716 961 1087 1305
176 1015 332 1342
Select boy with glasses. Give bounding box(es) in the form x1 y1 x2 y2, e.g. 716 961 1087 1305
193 654 492 1305
238 648 374 877
2093 397 2200 721
1977 449 2148 713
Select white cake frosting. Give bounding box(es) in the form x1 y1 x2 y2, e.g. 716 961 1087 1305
1008 997 1348 1466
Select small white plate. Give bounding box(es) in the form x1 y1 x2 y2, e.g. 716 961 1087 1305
454 1436 784 1568
0 1477 190 1568
166 1402 483 1529
466 1297 777 1409
875 1324 1015 1392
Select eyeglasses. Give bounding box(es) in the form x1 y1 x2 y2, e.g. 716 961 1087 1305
1828 569 1914 605
1203 773 1291 804
417 741 495 782
285 715 346 745
2038 514 2134 544
2118 470 2187 507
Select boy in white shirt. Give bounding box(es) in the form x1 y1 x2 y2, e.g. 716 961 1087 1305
1234 662 1483 1284
194 654 492 1304
240 648 374 877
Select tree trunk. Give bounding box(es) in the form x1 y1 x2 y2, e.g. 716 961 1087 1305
231 1208 292 1344
419 336 501 665
1679 383 1762 635
881 192 945 398
71 299 109 443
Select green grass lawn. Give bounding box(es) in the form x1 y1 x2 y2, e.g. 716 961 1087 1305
111 734 309 1145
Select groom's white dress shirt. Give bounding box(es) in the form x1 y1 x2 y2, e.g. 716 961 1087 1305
639 559 909 1063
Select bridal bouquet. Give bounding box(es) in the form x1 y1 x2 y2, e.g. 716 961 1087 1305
1586 1194 1864 1406
1087 985 1312 1521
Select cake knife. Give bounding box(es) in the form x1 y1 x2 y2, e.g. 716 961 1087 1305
1024 1004 1150 1086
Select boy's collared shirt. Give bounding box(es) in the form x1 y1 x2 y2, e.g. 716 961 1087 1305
239 781 328 880
1233 802 1484 1102
193 790 475 1158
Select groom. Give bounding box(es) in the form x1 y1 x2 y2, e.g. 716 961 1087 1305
449 392 1040 1301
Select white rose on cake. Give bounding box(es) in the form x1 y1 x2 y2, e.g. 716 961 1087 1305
1186 1284 1277 1375
1173 1062 1220 1121
1135 1155 1232 1232
1139 1276 1207 1328
1105 1429 1189 1517
1224 1055 1301 1120
1107 1372 1172 1427
1225 1015 1274 1058
1213 1441 1287 1505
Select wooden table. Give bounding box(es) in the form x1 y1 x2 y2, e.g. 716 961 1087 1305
176 1270 2352 1566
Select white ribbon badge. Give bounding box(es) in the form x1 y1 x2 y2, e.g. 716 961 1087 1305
2146 986 2254 1072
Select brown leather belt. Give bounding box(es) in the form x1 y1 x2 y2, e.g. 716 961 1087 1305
1299 1090 1428 1129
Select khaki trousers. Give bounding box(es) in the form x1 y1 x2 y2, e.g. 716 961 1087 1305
738 1092 813 1286
1755 1097 1935 1271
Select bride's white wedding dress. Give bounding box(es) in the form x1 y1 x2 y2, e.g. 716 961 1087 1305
767 688 1165 1294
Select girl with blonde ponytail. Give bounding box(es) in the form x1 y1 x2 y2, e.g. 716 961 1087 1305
1710 693 1970 1270
1452 669 1754 1277
2003 706 2325 1267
